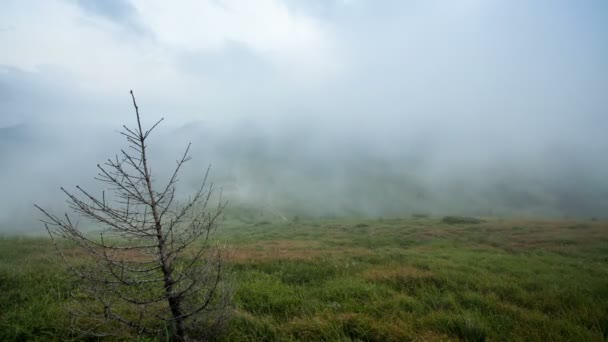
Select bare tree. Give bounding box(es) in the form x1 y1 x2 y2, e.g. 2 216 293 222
35 91 232 341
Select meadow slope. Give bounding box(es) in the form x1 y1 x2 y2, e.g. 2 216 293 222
1 216 607 341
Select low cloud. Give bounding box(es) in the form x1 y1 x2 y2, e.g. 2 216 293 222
1 0 607 232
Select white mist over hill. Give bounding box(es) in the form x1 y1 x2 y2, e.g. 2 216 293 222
1 0 607 232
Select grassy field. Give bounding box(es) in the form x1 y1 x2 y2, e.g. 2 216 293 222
1 216 607 341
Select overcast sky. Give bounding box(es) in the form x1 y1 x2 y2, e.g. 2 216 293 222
1 0 606 129
1 1 608 227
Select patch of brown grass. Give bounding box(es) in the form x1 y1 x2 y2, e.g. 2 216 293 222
415 218 608 252
61 245 154 263
230 240 372 263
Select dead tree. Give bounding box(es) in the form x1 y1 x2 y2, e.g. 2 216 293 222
35 91 231 341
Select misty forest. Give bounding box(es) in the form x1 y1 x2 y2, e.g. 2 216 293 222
1 1 608 341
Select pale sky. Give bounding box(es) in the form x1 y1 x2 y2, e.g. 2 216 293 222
1 0 606 128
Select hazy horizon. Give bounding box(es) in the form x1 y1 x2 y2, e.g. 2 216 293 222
1 0 607 232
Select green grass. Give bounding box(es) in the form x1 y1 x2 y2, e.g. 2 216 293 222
1 217 608 341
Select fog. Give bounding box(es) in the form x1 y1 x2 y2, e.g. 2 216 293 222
1 0 607 232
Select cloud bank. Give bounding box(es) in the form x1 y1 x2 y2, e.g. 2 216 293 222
1 0 607 231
